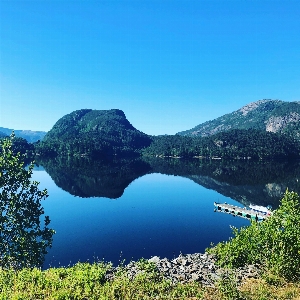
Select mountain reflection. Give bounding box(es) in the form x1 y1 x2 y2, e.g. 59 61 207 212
145 158 300 207
39 156 300 207
38 156 152 199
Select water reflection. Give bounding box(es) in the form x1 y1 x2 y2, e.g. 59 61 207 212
39 157 151 198
4 157 299 269
38 156 300 207
148 158 300 207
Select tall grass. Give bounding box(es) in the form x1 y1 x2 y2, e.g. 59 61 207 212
0 261 299 299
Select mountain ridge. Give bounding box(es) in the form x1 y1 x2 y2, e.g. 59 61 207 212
177 99 300 139
5 99 300 160
0 127 47 143
36 103 300 160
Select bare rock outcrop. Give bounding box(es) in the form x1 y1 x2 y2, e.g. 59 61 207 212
239 99 272 116
265 112 300 133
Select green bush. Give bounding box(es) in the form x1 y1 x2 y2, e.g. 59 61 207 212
0 133 54 269
208 190 300 281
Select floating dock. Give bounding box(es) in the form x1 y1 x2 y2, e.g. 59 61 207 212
214 202 270 221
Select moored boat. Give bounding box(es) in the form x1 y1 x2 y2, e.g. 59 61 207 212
214 202 271 221
249 204 272 216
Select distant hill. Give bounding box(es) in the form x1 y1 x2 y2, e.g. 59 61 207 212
177 99 300 140
0 127 47 143
37 109 152 157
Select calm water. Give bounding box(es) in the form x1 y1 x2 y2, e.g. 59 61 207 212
36 171 248 268
28 158 300 269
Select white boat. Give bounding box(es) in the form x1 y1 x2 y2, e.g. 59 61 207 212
249 204 272 215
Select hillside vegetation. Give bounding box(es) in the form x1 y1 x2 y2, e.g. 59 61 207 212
36 109 152 158
1 261 299 300
143 129 300 159
178 99 300 141
0 135 35 160
32 100 300 160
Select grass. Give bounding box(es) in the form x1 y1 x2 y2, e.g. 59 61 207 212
0 261 204 300
0 261 299 300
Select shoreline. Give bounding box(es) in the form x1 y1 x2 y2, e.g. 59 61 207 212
106 252 262 287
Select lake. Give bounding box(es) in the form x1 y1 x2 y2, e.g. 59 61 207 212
16 158 300 269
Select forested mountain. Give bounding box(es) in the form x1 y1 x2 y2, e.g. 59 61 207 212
177 99 300 140
142 129 300 159
0 127 46 142
36 109 152 158
35 105 300 160
3 101 299 161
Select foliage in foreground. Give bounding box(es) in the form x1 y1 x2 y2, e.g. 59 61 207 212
0 134 54 269
0 261 300 300
0 262 204 300
208 190 300 281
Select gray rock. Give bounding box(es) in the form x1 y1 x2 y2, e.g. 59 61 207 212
148 256 160 264
105 252 262 287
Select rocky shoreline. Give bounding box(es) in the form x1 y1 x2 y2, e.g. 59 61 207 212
106 253 262 287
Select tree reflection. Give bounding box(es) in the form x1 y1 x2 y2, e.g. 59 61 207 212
38 154 300 207
144 157 300 207
38 156 151 199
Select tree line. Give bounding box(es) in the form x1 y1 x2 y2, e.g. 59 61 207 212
3 128 300 160
142 129 300 159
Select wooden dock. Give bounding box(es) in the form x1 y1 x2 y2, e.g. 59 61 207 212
214 202 268 221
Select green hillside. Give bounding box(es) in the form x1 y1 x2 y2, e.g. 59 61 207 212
177 99 300 140
142 129 300 159
37 109 152 158
36 103 300 160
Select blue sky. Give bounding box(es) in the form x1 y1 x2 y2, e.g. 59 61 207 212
1 0 300 135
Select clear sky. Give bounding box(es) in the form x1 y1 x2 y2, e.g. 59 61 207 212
1 0 300 135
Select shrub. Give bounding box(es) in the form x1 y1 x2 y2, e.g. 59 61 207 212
208 190 300 281
0 133 54 269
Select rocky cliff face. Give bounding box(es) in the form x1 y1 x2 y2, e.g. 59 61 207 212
178 99 300 138
265 112 300 133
